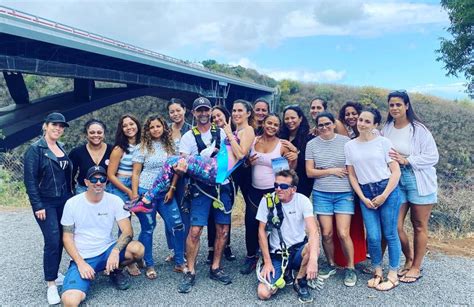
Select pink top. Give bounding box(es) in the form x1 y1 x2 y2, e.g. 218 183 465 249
251 140 282 189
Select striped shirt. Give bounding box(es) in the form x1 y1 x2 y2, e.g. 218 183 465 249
305 134 352 192
117 144 137 176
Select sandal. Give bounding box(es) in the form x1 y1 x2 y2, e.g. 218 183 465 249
125 263 141 276
173 264 188 273
367 274 384 288
376 276 399 291
165 254 175 262
145 267 157 280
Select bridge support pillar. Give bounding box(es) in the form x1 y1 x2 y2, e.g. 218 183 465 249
74 79 94 101
3 72 29 104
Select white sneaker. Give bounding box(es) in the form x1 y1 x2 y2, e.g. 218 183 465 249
47 285 61 305
55 273 65 286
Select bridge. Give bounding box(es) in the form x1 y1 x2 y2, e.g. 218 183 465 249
0 6 275 151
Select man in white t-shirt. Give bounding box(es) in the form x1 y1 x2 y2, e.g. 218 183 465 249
178 97 234 293
60 166 144 307
256 170 319 303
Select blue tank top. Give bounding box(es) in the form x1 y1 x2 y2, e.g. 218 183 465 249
117 144 137 176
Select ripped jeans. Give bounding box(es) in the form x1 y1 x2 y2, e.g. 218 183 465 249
136 187 185 266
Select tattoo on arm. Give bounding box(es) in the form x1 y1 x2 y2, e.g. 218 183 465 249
63 224 75 233
115 233 132 252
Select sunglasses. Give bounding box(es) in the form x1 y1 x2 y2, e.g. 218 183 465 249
274 183 293 190
317 122 333 129
89 176 107 184
389 89 407 95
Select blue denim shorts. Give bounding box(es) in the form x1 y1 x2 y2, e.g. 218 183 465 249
313 190 354 215
399 166 437 205
262 243 306 284
189 182 233 226
62 244 127 294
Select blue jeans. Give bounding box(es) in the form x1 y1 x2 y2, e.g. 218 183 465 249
136 188 185 266
359 179 401 271
108 176 132 202
164 177 190 251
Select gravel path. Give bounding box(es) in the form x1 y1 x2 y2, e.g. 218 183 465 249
0 209 473 305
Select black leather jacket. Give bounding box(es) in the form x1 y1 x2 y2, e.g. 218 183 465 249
23 137 73 212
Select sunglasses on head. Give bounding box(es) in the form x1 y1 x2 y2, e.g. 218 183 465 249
89 176 107 184
274 182 293 190
389 89 407 95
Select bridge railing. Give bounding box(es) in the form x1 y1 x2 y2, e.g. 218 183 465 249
0 5 267 89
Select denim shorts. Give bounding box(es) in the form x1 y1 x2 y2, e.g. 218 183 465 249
262 243 306 284
399 166 437 205
189 182 233 226
313 190 354 215
62 243 126 294
107 176 132 202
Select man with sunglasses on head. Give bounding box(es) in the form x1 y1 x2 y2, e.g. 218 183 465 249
60 166 144 307
256 170 319 303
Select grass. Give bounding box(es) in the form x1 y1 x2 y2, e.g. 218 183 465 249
0 168 29 207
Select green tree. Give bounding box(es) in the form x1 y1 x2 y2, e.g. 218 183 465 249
436 0 474 98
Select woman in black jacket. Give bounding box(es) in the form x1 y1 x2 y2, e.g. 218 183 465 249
23 112 73 305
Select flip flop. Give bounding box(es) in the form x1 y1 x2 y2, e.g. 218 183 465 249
400 275 423 283
397 267 410 277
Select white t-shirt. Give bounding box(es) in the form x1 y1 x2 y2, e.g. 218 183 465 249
179 126 228 184
344 136 394 185
61 192 130 259
179 127 226 156
256 193 313 253
384 124 411 156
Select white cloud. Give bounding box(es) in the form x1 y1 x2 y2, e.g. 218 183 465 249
2 1 449 55
268 69 346 82
409 82 469 99
229 58 346 82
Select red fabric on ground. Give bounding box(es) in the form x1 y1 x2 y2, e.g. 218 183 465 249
333 204 367 267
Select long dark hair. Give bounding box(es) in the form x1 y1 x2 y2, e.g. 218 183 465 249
141 115 175 155
338 101 363 123
114 114 141 154
233 99 256 128
212 105 235 131
386 90 424 133
279 105 310 149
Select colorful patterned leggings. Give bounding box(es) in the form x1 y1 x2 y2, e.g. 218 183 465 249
143 155 217 203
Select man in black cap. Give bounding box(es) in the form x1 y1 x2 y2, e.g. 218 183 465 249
60 166 144 307
177 97 234 293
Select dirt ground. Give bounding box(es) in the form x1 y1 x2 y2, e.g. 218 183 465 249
2 196 472 258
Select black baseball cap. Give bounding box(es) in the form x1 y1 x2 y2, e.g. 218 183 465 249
192 97 212 111
86 166 107 179
44 112 69 127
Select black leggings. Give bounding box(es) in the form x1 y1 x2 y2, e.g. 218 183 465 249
35 205 64 281
245 186 274 257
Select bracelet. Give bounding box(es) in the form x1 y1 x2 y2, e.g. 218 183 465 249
170 185 176 191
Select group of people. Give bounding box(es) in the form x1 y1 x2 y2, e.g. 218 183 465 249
24 90 439 305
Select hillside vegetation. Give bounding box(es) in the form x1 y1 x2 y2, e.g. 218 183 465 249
0 61 473 235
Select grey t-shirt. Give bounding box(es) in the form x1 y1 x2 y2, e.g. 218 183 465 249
256 193 313 253
305 134 352 192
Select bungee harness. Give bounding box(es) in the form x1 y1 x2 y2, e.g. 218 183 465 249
256 193 290 290
191 123 231 213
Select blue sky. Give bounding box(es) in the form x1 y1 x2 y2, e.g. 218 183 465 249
3 0 470 100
